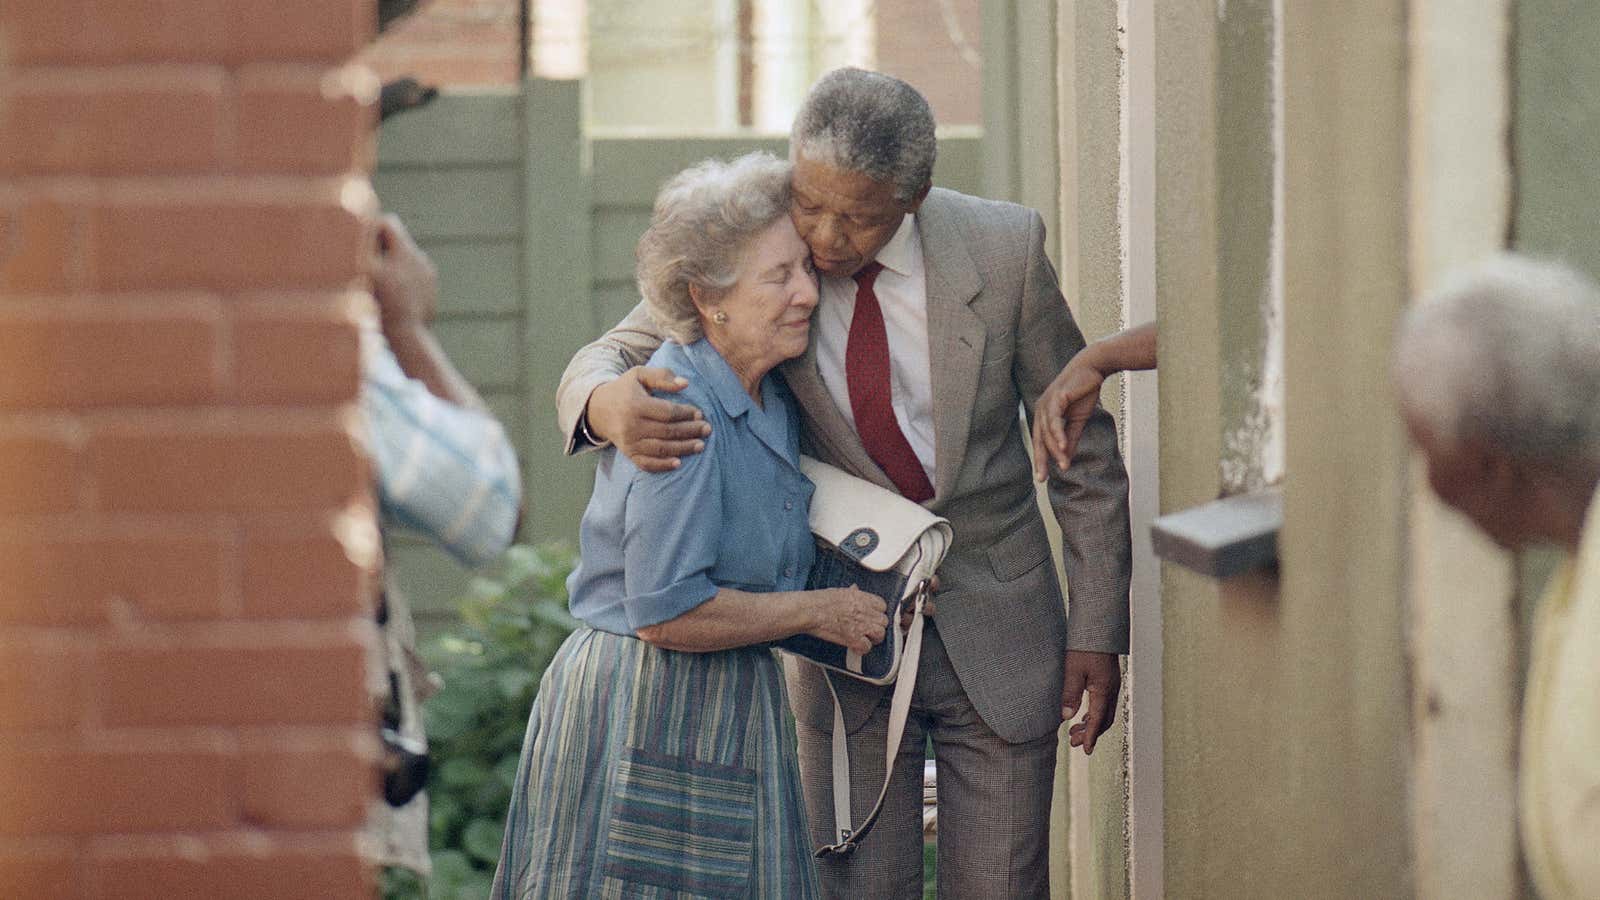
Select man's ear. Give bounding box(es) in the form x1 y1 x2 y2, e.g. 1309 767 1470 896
904 182 932 215
1475 442 1525 493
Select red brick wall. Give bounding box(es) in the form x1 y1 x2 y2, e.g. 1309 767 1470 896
0 3 382 898
362 0 521 87
875 0 983 127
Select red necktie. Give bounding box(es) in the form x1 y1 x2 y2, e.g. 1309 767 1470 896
846 262 935 503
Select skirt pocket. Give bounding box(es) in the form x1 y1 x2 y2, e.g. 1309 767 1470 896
602 747 758 898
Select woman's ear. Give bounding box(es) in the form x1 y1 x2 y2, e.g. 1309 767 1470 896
688 283 717 321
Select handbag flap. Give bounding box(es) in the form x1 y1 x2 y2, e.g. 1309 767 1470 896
799 455 952 573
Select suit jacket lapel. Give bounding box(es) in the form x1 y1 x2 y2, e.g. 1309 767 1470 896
918 191 986 504
779 343 896 490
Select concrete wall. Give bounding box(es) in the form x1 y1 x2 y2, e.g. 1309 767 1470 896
1155 3 1414 897
1407 2 1523 897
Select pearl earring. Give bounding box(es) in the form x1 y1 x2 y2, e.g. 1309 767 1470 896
713 310 728 325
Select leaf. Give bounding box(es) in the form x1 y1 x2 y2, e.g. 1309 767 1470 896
462 818 507 864
494 753 522 789
423 693 476 741
438 756 491 791
497 668 536 699
429 849 474 887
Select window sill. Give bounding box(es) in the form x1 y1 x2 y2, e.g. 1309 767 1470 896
1151 489 1282 578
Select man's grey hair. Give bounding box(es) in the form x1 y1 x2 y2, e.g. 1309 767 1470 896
635 152 793 343
1393 253 1600 470
791 67 937 205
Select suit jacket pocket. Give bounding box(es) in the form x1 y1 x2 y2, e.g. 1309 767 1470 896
603 747 757 898
986 518 1052 583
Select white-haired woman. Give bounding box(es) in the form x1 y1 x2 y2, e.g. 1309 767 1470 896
491 153 889 899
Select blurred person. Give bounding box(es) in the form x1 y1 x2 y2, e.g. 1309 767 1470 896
1392 253 1600 900
558 69 1130 899
490 153 892 899
363 213 523 876
1031 320 1157 479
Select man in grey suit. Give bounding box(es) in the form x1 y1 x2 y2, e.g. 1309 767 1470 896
557 68 1131 898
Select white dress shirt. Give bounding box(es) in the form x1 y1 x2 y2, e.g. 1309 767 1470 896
814 214 937 484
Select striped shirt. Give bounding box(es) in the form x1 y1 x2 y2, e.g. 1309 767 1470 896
361 325 522 566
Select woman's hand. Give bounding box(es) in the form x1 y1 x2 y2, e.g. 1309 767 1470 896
807 586 889 655
897 589 936 632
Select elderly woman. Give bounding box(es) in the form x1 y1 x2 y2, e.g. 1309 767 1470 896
491 152 890 899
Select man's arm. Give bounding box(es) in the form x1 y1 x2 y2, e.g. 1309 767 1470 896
1032 321 1157 480
1013 211 1133 755
371 215 488 411
555 301 711 472
365 215 523 564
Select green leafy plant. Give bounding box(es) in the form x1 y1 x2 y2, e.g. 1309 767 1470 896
384 542 580 900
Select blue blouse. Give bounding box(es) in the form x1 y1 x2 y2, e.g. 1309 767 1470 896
566 339 816 636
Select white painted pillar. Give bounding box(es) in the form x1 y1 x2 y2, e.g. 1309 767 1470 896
1405 2 1521 897
1122 0 1162 894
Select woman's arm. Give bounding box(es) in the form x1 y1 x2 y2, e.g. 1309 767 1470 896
635 585 888 654
1032 321 1158 479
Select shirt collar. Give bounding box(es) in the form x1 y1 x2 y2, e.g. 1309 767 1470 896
872 213 920 278
683 337 756 419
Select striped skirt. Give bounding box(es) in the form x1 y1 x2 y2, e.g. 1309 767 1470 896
490 626 821 899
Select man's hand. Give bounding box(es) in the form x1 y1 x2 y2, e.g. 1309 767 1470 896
1062 650 1121 756
1032 357 1104 481
586 367 711 472
370 214 439 332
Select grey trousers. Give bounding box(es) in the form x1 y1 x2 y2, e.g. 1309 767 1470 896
794 624 1058 899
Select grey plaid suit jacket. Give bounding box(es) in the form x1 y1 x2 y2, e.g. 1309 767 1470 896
556 188 1131 745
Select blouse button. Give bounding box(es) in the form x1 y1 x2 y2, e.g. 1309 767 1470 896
783 499 794 511
784 566 796 578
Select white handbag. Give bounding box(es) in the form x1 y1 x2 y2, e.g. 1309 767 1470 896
774 455 953 858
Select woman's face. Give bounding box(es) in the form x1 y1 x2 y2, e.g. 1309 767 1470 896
704 217 820 378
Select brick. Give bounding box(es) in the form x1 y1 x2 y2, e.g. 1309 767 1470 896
0 431 82 515
0 843 78 898
0 639 82 731
236 68 375 175
3 70 225 175
88 838 369 900
0 747 236 835
0 302 221 409
0 197 84 294
0 533 228 626
241 526 371 619
241 738 374 828
3 1 230 65
91 188 367 291
232 305 362 405
98 634 372 727
230 0 373 63
89 420 366 513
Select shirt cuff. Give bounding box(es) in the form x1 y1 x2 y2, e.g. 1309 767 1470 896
624 574 718 631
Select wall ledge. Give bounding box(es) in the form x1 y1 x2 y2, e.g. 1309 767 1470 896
1151 489 1282 578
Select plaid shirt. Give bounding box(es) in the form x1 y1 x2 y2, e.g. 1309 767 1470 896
361 325 522 566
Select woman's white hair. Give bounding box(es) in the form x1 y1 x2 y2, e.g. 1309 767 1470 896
635 152 793 343
1393 253 1600 469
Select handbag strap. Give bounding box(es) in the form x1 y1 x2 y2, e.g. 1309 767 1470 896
814 582 929 858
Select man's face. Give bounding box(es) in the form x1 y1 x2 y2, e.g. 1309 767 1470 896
790 155 921 279
1402 405 1532 548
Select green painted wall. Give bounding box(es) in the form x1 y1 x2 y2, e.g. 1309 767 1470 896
1514 0 1600 280
1515 1 1600 659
